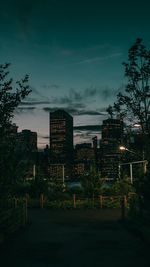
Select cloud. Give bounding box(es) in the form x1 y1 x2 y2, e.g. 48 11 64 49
15 106 36 114
51 87 98 105
85 44 111 52
38 134 49 139
76 53 122 65
42 84 60 89
20 100 51 106
17 107 36 110
30 86 47 97
74 125 102 131
77 110 104 116
43 106 105 116
43 107 78 115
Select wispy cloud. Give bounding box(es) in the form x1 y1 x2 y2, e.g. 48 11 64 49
76 53 122 65
51 87 97 105
17 107 36 110
20 100 51 106
43 106 105 116
15 106 36 114
74 125 102 131
42 84 60 89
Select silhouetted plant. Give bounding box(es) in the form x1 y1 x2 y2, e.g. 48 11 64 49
113 38 150 133
0 63 31 194
81 163 105 197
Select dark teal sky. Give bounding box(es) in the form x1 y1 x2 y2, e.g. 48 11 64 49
1 0 150 147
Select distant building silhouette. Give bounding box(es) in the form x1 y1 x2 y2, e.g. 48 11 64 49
16 129 37 153
101 118 123 178
49 110 73 179
0 123 18 148
74 142 95 176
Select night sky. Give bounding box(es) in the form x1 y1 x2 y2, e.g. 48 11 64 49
1 0 150 148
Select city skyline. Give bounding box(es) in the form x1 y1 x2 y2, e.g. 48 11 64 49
1 0 150 147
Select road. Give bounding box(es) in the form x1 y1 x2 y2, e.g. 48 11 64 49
0 208 150 267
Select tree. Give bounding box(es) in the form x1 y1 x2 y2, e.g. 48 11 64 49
0 63 30 128
113 38 150 134
106 105 114 119
0 63 31 191
81 163 105 196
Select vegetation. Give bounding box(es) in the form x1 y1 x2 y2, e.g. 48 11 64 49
0 63 31 196
81 163 105 197
103 176 134 196
107 39 150 132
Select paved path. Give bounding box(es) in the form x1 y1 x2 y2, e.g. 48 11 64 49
1 209 150 267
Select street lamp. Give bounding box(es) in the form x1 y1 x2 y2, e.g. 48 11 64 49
119 146 136 154
119 146 148 183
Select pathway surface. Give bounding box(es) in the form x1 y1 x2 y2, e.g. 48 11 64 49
0 208 150 267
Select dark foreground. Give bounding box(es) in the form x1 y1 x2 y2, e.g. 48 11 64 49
1 209 150 267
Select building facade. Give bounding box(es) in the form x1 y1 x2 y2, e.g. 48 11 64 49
49 110 73 179
101 118 123 178
16 129 37 153
74 143 95 177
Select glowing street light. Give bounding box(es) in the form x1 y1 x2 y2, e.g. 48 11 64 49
119 146 136 154
134 123 141 127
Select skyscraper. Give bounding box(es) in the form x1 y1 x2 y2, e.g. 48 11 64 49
16 129 37 153
49 110 73 179
101 118 123 178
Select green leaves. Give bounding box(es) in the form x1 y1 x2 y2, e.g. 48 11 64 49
0 63 31 194
0 64 31 128
110 39 150 134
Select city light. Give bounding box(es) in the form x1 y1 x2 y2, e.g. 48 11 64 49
119 146 126 151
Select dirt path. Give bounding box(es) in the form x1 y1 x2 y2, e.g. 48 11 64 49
1 209 150 267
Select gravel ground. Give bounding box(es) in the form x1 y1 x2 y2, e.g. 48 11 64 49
0 208 150 267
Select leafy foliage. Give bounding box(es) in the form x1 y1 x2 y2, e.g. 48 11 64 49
0 63 31 192
0 63 31 127
81 163 105 196
113 38 150 133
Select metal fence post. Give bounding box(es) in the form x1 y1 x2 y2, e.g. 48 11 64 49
73 194 76 208
99 195 103 209
40 193 44 209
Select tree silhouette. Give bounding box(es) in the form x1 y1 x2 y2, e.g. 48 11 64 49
0 63 31 128
114 38 150 133
0 63 31 192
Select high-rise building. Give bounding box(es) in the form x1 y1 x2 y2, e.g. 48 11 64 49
16 129 37 153
49 110 73 179
0 123 18 150
74 143 95 176
101 118 123 178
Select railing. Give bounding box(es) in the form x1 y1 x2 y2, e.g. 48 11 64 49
27 193 127 220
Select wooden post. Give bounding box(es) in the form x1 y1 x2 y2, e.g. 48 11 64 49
40 193 44 209
99 195 103 209
73 194 76 208
121 195 127 220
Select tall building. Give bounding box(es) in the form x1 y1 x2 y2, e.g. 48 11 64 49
49 110 73 179
0 123 18 149
101 118 123 178
74 143 95 177
16 129 37 153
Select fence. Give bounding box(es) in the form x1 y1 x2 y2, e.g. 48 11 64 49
0 198 28 243
27 193 127 219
